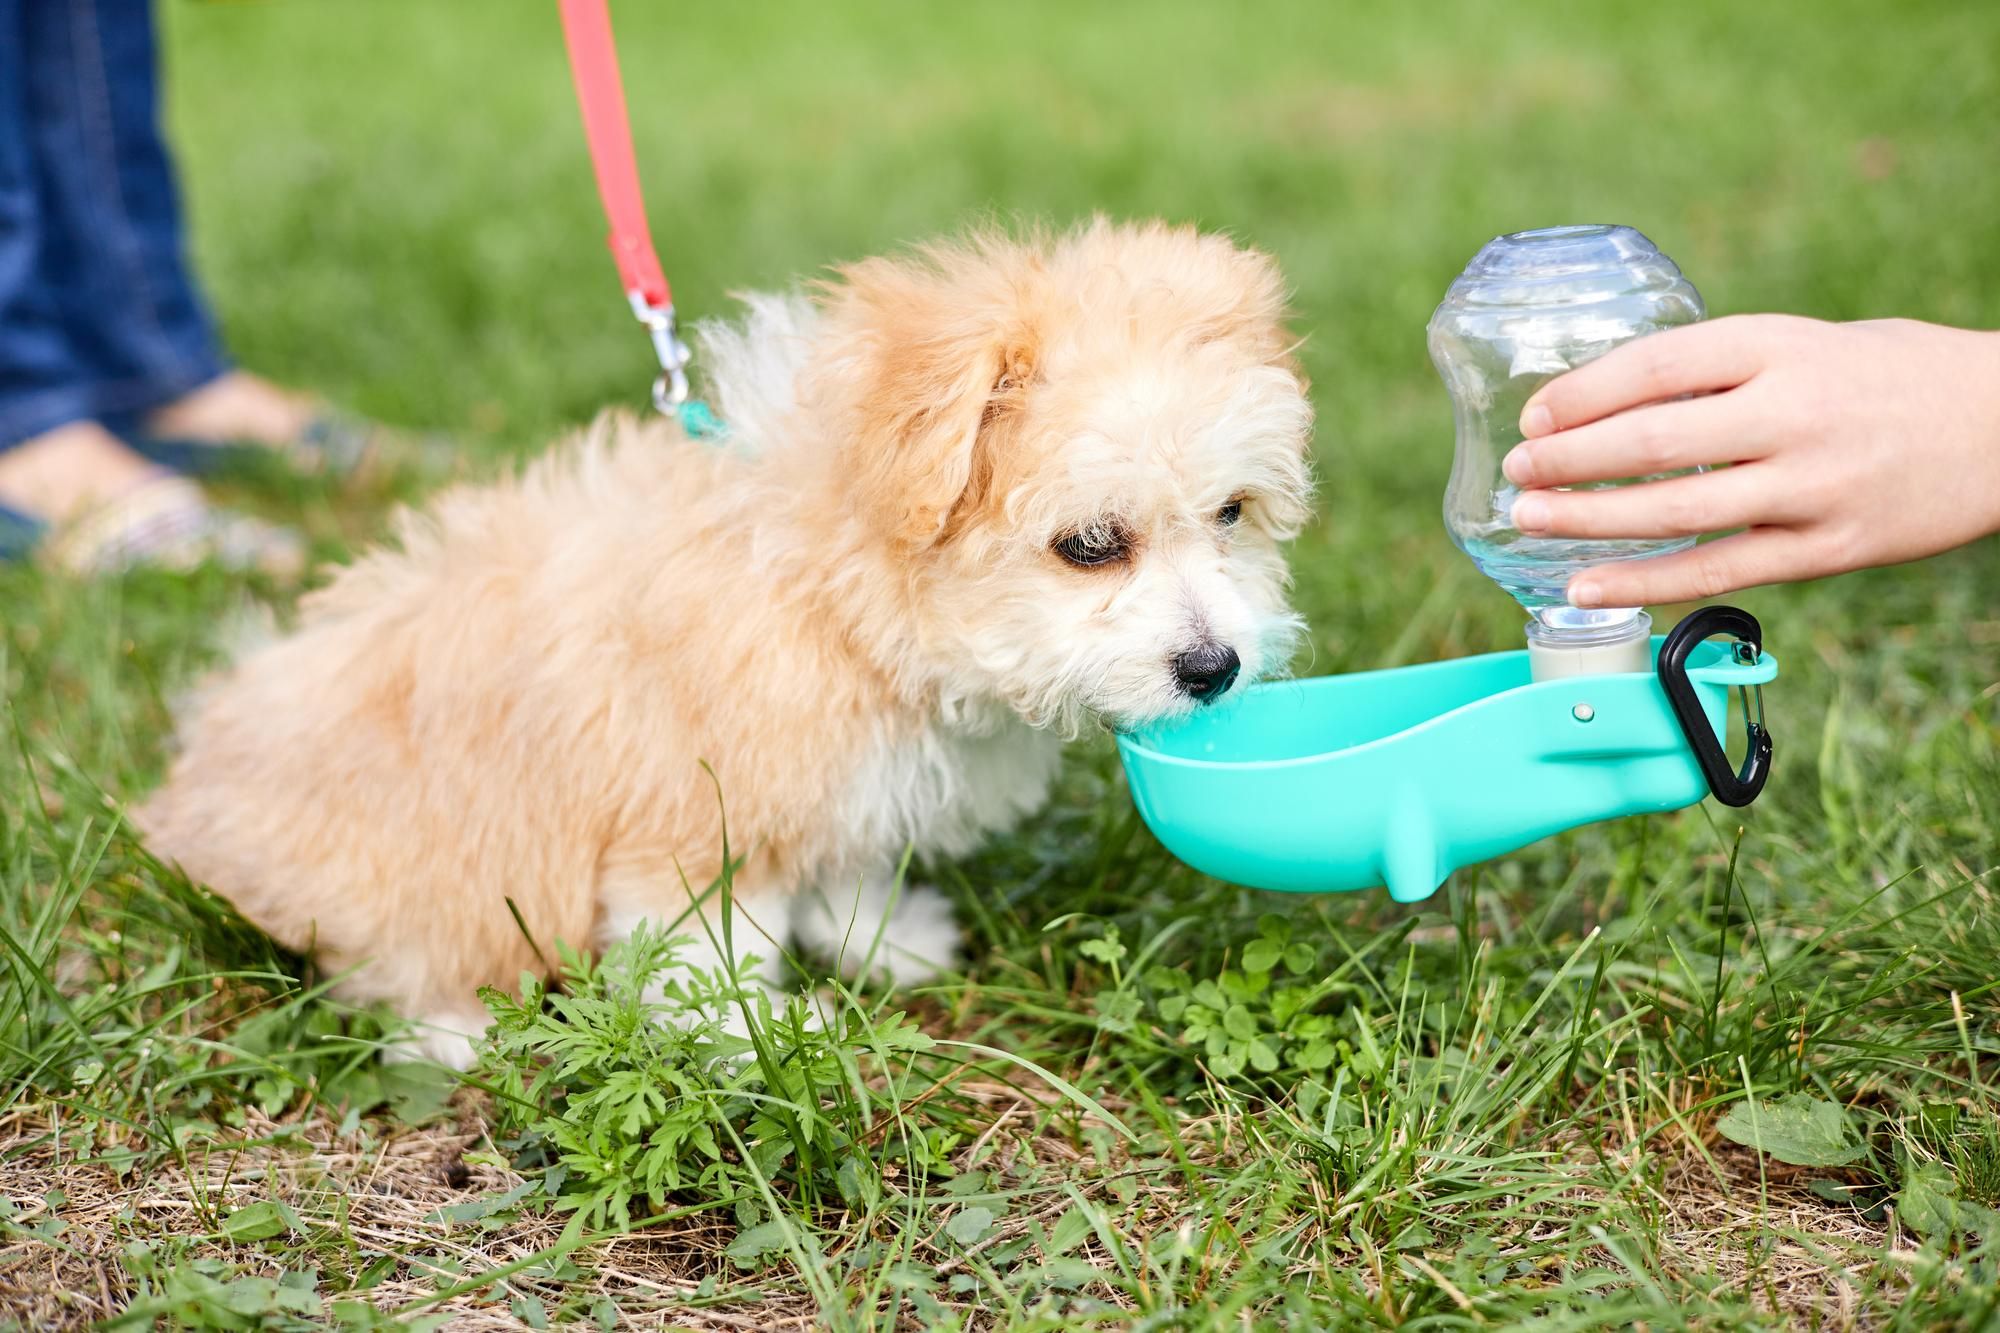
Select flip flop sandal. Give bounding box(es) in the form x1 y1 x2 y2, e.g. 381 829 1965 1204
118 408 453 482
27 472 306 579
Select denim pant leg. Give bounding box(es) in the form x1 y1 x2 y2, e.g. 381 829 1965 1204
0 0 229 451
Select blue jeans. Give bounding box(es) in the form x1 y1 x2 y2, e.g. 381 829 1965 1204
0 0 227 452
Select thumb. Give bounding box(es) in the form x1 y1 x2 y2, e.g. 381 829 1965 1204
1565 529 1819 608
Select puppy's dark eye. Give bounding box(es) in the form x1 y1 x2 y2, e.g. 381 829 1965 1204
1053 524 1132 568
1216 498 1245 527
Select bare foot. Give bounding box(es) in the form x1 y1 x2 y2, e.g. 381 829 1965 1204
0 420 162 521
143 371 318 448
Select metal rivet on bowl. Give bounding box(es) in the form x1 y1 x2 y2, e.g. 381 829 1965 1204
1572 702 1596 723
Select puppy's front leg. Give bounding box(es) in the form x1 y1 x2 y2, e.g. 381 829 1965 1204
792 862 963 987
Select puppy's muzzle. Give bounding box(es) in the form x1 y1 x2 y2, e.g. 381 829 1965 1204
1172 643 1240 703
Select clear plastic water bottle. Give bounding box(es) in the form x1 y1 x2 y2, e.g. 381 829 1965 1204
1428 224 1705 677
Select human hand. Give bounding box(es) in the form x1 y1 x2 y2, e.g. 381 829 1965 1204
1500 315 2000 607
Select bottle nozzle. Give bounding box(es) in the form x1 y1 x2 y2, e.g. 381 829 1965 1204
1525 611 1652 680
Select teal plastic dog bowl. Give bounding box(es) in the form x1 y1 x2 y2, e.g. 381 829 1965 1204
1116 607 1776 903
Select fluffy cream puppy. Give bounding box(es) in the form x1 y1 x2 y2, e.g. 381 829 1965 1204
138 219 1314 1066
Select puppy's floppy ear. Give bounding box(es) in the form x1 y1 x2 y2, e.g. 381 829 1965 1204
823 245 1040 549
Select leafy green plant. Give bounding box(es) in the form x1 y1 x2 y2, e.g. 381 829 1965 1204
111 1247 332 1332
1897 1161 2000 1247
1136 915 1362 1081
1715 1093 1868 1167
476 922 943 1239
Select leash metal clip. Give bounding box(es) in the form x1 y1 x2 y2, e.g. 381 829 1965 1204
627 290 691 412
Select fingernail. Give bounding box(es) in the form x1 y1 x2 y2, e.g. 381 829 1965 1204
1569 580 1604 609
1511 493 1550 532
1501 445 1532 485
1521 403 1554 438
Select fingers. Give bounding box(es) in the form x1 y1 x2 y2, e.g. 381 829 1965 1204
1509 465 1782 541
1565 528 1822 608
1503 391 1775 487
1519 314 1810 437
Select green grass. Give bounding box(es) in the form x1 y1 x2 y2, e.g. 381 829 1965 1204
5 0 2000 1326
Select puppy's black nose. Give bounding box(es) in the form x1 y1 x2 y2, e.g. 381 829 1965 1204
1173 643 1241 702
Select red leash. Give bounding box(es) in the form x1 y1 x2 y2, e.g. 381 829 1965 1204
557 0 691 413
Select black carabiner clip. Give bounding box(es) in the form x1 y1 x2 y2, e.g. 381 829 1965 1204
1657 605 1774 808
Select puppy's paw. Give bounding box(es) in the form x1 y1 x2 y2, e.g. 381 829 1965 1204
794 878 963 986
875 884 963 987
385 1006 492 1072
